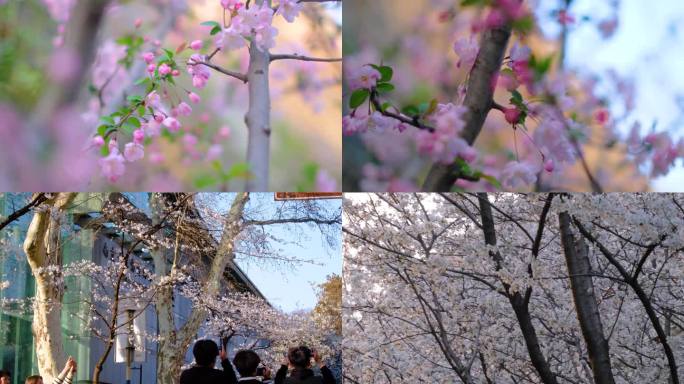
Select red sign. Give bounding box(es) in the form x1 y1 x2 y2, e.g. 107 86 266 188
274 192 342 200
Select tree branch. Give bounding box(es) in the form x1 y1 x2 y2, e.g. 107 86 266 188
422 22 513 191
369 89 435 132
191 61 248 83
0 193 48 232
269 53 342 63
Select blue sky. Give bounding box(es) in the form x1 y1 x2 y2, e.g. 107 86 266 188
538 0 684 191
231 195 342 313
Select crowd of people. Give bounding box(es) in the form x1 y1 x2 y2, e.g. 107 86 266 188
180 339 337 384
0 341 335 384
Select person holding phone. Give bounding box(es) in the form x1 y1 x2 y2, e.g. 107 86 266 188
24 356 76 384
180 339 238 384
232 350 272 383
274 346 336 384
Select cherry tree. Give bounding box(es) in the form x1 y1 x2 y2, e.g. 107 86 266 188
343 193 683 383
342 0 684 191
2 192 341 384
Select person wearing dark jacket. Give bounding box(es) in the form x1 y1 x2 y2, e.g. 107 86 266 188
180 339 238 384
274 346 336 384
232 350 272 383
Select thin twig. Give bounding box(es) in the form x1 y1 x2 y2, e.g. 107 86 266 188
270 53 342 63
192 61 248 83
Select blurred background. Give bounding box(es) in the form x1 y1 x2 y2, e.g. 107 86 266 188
343 0 684 192
0 0 341 191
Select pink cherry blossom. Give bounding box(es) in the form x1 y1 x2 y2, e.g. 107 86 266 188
533 116 575 165
343 114 369 135
144 120 161 137
594 108 610 125
218 126 231 139
500 160 538 188
177 102 193 117
133 129 145 144
123 142 144 162
206 144 223 161
453 37 479 69
557 10 575 25
187 54 211 89
220 0 241 10
276 0 303 23
414 103 475 164
544 158 555 172
503 107 521 124
162 117 181 132
190 40 203 51
347 65 381 91
188 92 201 104
92 135 105 147
158 63 172 76
99 149 125 182
142 52 155 64
215 26 246 51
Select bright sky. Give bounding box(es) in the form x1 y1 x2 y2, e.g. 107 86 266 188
235 196 342 314
537 0 684 191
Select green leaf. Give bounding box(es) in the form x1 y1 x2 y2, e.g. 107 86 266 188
194 175 218 189
481 174 502 189
127 95 143 104
128 116 141 128
425 98 439 116
210 26 222 35
375 83 395 94
417 102 430 114
201 21 221 28
380 102 392 112
370 64 393 82
511 15 534 34
100 116 115 125
100 137 111 157
510 90 523 104
134 77 150 86
97 125 108 136
115 35 133 46
460 0 488 6
120 122 136 135
225 162 251 180
349 89 369 109
402 105 420 116
454 158 474 177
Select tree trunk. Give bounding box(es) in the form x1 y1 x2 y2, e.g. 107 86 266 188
573 219 680 384
156 193 250 382
422 19 513 191
559 212 615 384
31 1 108 126
477 193 559 384
23 193 76 383
151 194 182 384
244 0 271 191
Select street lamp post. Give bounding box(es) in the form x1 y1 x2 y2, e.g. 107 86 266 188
125 309 135 384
